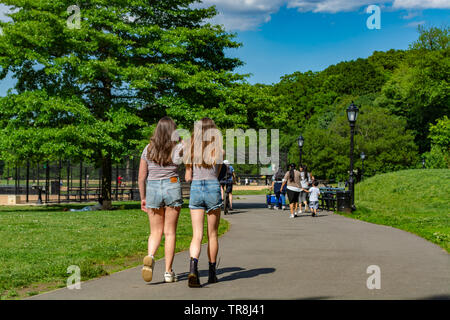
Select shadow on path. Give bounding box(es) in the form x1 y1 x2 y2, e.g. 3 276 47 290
161 267 276 287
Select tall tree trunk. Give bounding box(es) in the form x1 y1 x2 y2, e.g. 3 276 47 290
101 155 112 210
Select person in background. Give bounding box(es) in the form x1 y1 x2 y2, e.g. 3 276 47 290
281 163 302 218
303 180 321 217
270 167 285 210
220 160 236 211
138 117 184 284
298 165 313 214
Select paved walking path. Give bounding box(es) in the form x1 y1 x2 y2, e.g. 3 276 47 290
30 195 450 300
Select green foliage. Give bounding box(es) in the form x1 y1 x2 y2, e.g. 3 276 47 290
300 105 418 181
429 115 450 151
410 25 449 51
376 27 450 153
322 58 386 96
423 145 449 169
424 116 450 168
0 0 245 201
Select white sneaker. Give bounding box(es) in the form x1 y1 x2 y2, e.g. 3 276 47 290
274 206 279 210
290 214 294 218
164 271 178 283
282 206 286 210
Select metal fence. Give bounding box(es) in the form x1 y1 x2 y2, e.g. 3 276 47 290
0 158 142 204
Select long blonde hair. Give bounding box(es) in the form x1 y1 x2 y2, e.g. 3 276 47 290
185 118 223 168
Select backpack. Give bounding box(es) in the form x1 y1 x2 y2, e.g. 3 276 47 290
219 164 233 184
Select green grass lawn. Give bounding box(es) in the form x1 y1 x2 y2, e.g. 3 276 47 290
232 189 269 195
0 201 229 299
338 169 450 253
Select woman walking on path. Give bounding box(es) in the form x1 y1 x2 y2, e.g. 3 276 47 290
299 165 313 214
185 118 223 288
138 117 184 283
281 163 302 218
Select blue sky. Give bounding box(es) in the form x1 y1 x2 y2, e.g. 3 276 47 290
218 1 450 84
0 0 449 94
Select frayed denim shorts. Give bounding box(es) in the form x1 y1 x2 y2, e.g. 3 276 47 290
146 177 183 209
189 180 222 213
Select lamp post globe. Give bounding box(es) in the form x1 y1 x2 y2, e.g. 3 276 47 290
297 135 304 167
347 102 359 124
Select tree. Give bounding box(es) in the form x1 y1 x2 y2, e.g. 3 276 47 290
375 26 450 153
299 105 418 181
410 25 449 51
425 115 450 168
0 0 244 208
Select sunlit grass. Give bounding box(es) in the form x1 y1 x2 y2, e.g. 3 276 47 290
339 169 450 253
0 201 229 299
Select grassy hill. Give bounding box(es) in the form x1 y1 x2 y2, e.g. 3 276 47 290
339 169 450 253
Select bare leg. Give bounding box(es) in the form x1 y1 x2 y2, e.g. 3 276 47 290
189 209 205 259
147 208 164 257
163 206 181 272
228 193 233 209
206 208 221 263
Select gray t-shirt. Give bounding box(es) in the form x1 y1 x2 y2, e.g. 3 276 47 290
192 164 220 181
300 172 312 189
141 143 183 180
309 187 320 202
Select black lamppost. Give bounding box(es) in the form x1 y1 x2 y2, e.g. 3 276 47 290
347 102 359 211
297 135 304 167
422 157 426 169
360 152 366 181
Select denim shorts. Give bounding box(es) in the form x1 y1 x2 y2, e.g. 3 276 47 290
309 201 319 210
189 180 222 213
146 178 183 209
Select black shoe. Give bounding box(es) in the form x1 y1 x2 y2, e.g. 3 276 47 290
208 262 218 284
188 258 201 288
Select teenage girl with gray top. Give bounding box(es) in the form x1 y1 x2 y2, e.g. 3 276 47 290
184 118 223 287
138 117 184 283
299 165 313 214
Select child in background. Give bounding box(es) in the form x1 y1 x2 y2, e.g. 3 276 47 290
303 180 320 217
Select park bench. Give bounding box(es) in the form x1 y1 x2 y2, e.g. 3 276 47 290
319 187 345 211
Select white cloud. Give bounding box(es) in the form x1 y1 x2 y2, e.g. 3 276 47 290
393 0 450 10
198 0 450 31
0 4 17 22
401 10 422 19
286 0 377 13
199 0 285 30
406 20 426 27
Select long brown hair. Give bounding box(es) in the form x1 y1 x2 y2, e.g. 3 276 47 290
147 117 180 166
186 118 223 169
